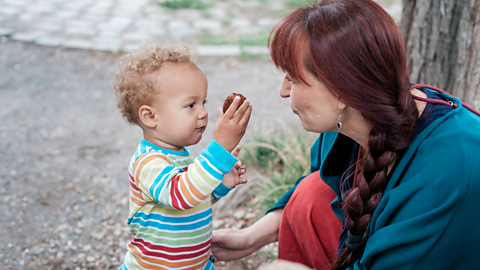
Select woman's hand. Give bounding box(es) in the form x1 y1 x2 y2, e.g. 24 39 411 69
213 97 252 152
211 208 284 261
222 146 247 188
258 260 314 270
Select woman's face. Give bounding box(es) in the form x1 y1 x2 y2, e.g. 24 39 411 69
280 66 343 133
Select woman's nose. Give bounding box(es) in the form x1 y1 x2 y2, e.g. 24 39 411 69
279 77 291 98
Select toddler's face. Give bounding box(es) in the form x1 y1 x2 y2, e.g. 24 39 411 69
149 63 209 151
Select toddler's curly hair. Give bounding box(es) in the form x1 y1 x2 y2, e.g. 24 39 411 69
112 44 195 125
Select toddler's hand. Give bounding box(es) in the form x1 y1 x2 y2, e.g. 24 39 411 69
213 97 252 152
223 146 247 188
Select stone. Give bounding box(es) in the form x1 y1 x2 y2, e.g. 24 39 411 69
64 39 94 50
11 32 43 42
109 16 133 26
168 20 194 37
2 0 28 7
169 28 195 38
208 8 227 19
121 43 142 52
0 6 20 16
18 13 36 22
62 2 88 12
134 27 167 37
175 9 203 20
258 18 278 27
66 20 95 29
97 29 121 38
237 26 262 35
196 45 241 56
55 10 80 19
27 4 56 14
80 14 108 23
193 19 222 31
242 45 270 55
34 22 63 32
233 209 245 219
56 251 64 259
168 20 189 30
35 36 64 47
143 6 168 17
231 19 251 28
65 27 97 36
122 32 154 42
0 28 14 36
82 244 92 252
133 19 161 29
235 1 260 8
98 22 127 32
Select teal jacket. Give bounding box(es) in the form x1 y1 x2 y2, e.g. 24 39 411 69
315 92 480 269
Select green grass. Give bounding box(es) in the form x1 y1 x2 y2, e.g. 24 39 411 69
199 30 270 46
237 52 270 61
241 119 317 211
158 0 213 10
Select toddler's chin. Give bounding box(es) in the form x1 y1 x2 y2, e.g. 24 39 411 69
193 135 202 145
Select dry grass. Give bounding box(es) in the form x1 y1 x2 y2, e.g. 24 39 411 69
240 118 317 212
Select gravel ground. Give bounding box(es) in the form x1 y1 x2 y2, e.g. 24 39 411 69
0 37 299 269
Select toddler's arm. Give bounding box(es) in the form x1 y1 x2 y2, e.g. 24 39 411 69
132 140 237 210
212 146 247 201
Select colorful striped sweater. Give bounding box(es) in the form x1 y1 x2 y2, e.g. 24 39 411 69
121 139 237 270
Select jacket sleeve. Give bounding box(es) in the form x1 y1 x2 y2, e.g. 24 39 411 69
132 140 238 210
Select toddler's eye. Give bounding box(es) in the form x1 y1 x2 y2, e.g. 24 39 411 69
203 100 208 105
187 103 194 109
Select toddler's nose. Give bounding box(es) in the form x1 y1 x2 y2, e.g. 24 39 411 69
198 108 208 119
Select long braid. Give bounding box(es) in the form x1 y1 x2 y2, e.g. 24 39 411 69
333 87 419 269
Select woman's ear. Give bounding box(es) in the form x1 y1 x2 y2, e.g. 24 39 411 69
338 101 347 112
138 105 157 128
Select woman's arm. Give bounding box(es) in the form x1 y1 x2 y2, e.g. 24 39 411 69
211 208 283 261
258 260 313 270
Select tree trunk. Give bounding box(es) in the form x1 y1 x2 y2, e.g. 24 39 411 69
400 0 480 103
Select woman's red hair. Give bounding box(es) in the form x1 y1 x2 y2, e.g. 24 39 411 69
269 1 419 269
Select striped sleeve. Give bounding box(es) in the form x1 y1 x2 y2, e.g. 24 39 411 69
133 140 238 210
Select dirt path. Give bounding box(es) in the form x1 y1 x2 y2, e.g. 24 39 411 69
0 38 298 269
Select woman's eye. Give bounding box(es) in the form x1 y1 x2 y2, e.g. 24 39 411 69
285 75 292 82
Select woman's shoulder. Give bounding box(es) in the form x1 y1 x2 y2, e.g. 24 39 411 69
396 106 480 188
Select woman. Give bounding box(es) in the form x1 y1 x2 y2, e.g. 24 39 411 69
212 0 480 269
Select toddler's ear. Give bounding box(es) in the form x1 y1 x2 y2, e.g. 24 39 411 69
138 105 157 128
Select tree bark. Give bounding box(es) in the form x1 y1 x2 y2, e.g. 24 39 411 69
400 0 480 103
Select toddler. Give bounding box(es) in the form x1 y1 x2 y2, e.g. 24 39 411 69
112 44 252 270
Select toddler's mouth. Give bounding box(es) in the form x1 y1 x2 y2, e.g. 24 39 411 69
196 126 206 132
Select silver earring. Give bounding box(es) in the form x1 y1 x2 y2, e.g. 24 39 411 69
337 109 344 130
